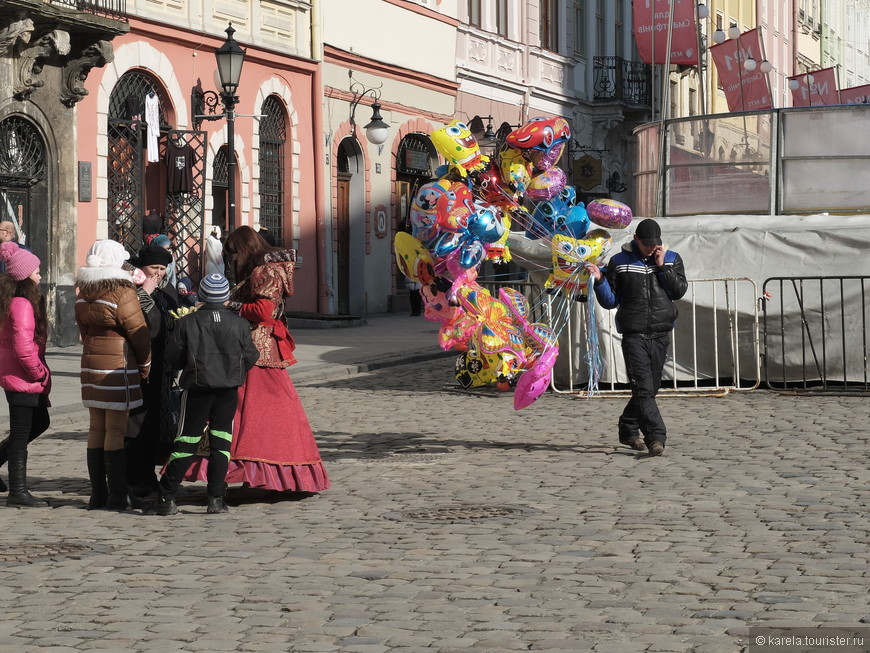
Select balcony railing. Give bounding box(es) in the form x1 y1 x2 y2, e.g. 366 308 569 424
593 56 652 107
49 0 127 20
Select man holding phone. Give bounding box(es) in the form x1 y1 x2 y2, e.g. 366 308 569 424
586 219 688 456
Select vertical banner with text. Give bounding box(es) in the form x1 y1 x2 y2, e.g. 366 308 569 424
788 68 840 106
632 0 699 65
709 28 773 111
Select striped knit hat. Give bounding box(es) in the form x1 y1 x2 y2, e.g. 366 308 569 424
199 273 230 303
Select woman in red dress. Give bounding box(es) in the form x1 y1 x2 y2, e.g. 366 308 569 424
183 226 329 493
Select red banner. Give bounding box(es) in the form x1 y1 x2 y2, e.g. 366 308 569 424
709 28 773 111
839 84 870 105
788 67 839 106
632 0 699 65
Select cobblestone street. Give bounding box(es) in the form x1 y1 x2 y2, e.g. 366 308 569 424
1 355 868 652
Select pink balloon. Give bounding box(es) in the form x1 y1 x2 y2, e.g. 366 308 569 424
530 141 566 172
513 347 558 410
587 198 633 229
525 167 567 202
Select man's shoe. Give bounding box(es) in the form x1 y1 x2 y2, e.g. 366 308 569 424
619 437 646 451
647 441 665 457
206 496 229 514
155 496 177 516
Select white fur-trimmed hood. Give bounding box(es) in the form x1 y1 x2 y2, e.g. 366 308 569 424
76 265 133 284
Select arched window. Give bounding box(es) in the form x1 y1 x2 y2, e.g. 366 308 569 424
0 116 46 187
259 95 286 245
106 70 170 250
0 116 46 259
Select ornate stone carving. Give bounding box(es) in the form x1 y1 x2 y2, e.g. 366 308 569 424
468 37 487 64
497 48 515 72
61 40 114 107
14 33 55 99
0 15 35 55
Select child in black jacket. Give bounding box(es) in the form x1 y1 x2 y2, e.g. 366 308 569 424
151 273 259 515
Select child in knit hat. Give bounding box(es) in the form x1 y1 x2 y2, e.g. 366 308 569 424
151 273 258 515
0 242 52 506
75 239 152 510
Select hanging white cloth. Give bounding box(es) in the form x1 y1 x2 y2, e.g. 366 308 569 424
204 226 225 277
145 93 160 163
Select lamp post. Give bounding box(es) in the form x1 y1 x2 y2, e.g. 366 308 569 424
214 23 246 231
348 71 390 145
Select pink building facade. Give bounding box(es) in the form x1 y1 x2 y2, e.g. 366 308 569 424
76 17 322 315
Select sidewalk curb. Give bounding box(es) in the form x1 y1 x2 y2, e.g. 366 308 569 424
291 348 454 386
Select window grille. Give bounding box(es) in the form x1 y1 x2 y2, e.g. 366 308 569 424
258 96 286 246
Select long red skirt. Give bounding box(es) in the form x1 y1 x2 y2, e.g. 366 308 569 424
179 366 330 492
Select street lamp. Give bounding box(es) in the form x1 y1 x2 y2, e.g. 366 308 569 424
215 23 246 231
348 71 390 145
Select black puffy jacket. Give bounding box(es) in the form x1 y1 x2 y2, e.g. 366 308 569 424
593 242 688 335
165 303 259 389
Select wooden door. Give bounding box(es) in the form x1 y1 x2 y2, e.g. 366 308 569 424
336 174 351 314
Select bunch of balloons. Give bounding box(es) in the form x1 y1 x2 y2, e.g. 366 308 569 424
394 116 633 409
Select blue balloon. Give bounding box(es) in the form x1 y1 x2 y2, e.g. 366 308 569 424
559 203 590 239
432 231 463 258
458 238 486 269
467 204 506 244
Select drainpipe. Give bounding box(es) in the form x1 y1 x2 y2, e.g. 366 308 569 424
311 0 330 313
792 0 799 82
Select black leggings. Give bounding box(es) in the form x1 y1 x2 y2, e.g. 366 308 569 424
6 398 50 457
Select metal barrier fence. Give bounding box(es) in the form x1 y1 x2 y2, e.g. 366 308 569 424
551 278 760 397
762 276 870 392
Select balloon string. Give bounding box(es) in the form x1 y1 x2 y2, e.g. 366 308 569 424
584 296 602 398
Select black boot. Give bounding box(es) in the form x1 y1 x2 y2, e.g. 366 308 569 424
6 449 48 508
86 448 108 510
0 437 8 493
104 449 128 511
206 496 229 514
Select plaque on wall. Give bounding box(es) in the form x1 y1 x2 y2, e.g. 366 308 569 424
374 204 388 238
78 161 93 202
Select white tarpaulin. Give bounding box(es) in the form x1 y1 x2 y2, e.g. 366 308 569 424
509 214 870 386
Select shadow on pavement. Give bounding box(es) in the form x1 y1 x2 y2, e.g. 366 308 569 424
314 430 622 460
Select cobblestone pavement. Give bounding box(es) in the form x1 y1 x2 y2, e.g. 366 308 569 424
1 357 869 652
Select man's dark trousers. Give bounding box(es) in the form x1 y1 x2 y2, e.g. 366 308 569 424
618 333 669 445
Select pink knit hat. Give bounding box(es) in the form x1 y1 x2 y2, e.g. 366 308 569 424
0 241 40 281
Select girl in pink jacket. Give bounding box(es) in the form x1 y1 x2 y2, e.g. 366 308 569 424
0 242 51 507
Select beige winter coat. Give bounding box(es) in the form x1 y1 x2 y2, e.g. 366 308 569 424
75 267 152 410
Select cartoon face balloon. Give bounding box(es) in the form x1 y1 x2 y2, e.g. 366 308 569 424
544 229 613 298
431 120 488 176
506 117 571 153
409 180 450 246
435 182 475 232
527 186 585 240
467 202 505 244
454 350 508 388
498 147 532 195
394 232 435 285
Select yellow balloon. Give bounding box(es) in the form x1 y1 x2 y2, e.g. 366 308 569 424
394 232 435 284
431 120 488 176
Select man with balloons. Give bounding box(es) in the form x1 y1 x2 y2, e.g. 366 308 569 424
394 116 636 411
586 219 688 456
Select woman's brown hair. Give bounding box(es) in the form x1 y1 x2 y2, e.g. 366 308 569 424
224 226 279 290
0 274 47 345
